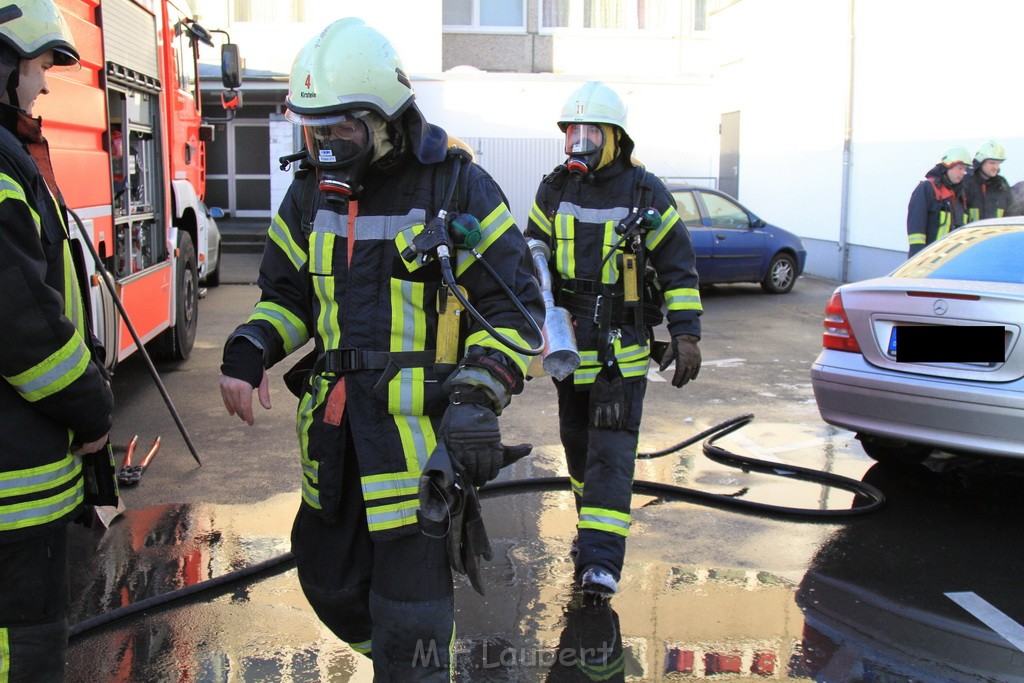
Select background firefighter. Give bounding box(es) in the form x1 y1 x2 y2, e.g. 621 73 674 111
218 18 543 681
963 140 1015 222
0 2 114 681
906 146 971 257
526 81 703 597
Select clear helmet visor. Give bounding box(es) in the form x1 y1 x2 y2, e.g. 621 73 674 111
300 112 372 169
564 123 604 155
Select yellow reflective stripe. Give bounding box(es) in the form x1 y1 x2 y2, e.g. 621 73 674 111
645 206 680 251
578 506 631 536
5 334 90 402
620 359 649 378
361 472 420 501
908 233 926 246
579 652 625 680
454 203 515 278
0 481 83 532
555 212 575 279
393 414 435 473
296 384 322 509
600 220 618 284
1 627 9 682
664 287 703 312
0 173 41 235
249 302 309 354
570 475 584 498
0 456 79 496
937 211 951 239
350 639 372 656
529 201 552 236
968 208 980 223
366 498 420 532
388 280 427 416
996 208 1005 218
465 328 531 376
268 213 307 271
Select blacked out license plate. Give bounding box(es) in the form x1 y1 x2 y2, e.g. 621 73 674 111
890 325 1005 363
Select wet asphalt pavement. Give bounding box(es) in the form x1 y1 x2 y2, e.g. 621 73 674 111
64 250 1024 682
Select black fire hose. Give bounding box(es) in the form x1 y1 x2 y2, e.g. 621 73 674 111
68 414 883 642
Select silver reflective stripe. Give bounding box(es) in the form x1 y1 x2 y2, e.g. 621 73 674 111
353 210 425 241
0 457 78 495
10 338 88 400
312 208 346 236
361 476 419 501
557 201 628 225
0 487 83 530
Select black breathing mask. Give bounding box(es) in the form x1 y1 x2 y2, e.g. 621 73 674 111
302 112 376 204
564 123 604 178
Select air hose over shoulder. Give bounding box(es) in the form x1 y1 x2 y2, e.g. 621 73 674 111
68 414 883 641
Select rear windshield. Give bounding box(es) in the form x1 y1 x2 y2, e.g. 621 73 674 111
891 225 1024 284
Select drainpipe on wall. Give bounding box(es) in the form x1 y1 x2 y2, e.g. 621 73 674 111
837 0 855 283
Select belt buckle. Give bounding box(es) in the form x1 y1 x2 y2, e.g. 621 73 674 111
593 295 603 324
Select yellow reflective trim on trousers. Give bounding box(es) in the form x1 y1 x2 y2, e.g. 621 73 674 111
579 652 625 680
268 213 308 271
388 279 427 416
645 206 680 251
600 220 618 284
249 302 309 354
465 327 531 376
365 498 420 532
296 384 322 509
529 202 552 237
908 233 926 246
664 287 703 312
1 627 9 683
555 213 575 279
0 483 83 532
578 506 631 537
5 333 90 402
570 475 584 497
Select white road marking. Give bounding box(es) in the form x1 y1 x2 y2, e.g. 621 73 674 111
946 591 1024 653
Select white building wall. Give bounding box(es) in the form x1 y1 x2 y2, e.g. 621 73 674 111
715 0 1024 281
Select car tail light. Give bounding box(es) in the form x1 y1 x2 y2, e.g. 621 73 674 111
822 291 860 352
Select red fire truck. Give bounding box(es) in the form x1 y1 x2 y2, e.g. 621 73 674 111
44 0 239 366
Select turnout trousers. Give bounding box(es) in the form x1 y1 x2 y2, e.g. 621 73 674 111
290 420 455 682
0 526 70 683
554 376 647 582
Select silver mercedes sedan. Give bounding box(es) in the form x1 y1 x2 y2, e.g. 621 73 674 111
811 219 1024 465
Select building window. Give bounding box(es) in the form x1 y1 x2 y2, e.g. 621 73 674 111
694 0 708 31
541 0 678 30
232 0 305 23
443 0 525 30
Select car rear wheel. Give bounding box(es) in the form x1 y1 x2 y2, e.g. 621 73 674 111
761 252 797 294
856 433 932 467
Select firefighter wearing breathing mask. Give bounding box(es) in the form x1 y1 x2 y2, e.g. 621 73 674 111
218 18 543 681
526 81 702 598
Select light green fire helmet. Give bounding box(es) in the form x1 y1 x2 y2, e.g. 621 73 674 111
285 17 414 125
0 0 80 68
974 140 1006 164
557 80 628 133
939 146 972 167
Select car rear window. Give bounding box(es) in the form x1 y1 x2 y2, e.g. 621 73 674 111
891 225 1024 284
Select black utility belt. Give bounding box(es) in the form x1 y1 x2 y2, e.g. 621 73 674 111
314 348 436 374
559 289 664 328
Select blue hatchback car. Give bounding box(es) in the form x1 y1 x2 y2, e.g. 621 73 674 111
668 185 807 294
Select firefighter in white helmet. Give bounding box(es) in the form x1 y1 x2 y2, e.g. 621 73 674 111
526 81 703 598
906 146 971 257
964 140 1014 222
0 2 115 681
219 18 543 680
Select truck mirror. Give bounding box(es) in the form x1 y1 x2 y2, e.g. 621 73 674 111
221 90 240 111
221 43 241 89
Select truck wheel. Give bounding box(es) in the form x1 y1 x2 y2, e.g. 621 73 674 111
152 233 198 361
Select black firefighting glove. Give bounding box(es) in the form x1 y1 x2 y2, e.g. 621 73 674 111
590 365 627 431
658 334 702 388
439 390 532 487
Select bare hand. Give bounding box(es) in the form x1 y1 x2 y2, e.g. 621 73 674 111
71 434 109 456
220 372 271 425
